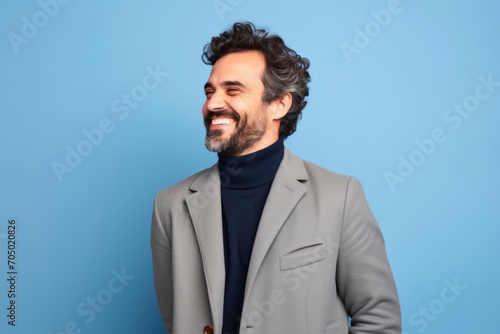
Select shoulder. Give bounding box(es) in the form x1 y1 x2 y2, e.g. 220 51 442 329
285 149 354 187
302 158 350 182
306 159 364 196
154 165 216 205
284 149 368 203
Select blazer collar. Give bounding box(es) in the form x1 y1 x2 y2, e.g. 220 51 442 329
188 147 308 191
186 163 225 331
243 148 307 300
185 148 308 332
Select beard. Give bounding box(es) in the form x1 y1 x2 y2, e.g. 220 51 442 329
204 108 267 156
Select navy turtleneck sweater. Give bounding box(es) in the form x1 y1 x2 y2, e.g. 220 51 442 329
218 138 284 334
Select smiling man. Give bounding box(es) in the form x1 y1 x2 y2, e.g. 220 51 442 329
151 22 401 334
203 50 288 157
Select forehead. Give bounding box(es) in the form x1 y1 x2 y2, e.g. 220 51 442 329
207 50 266 86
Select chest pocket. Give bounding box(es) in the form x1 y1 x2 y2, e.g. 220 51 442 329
280 242 327 271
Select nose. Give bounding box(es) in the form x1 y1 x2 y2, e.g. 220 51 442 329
204 90 226 112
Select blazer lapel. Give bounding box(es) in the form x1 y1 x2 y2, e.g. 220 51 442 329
244 149 308 297
185 164 225 332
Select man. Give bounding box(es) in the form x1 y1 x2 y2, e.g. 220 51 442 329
151 22 401 334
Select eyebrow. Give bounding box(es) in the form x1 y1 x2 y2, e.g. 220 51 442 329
204 80 246 90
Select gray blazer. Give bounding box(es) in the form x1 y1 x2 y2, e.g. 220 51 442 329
151 148 401 333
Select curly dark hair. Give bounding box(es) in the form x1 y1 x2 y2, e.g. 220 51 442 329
202 22 311 138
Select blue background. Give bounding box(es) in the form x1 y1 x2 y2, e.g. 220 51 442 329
1 0 499 333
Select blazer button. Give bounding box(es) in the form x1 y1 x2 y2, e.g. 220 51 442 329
203 324 214 334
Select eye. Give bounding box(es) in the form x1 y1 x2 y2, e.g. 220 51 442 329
227 88 240 95
204 90 214 98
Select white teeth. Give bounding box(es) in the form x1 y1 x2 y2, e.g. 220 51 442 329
212 118 233 125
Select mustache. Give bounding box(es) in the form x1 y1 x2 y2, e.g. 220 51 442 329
204 110 240 124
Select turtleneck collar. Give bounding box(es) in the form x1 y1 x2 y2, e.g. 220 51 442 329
218 139 285 189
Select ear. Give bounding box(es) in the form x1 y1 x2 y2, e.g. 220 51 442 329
270 92 292 120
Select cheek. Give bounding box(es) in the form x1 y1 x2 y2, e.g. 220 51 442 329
227 99 251 116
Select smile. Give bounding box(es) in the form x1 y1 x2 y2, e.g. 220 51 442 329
211 117 236 125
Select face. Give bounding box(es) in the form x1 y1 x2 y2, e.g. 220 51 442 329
202 51 277 156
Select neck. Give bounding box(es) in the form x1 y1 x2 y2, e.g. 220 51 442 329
218 138 284 189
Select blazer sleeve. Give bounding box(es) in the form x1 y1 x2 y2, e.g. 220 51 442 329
336 177 401 334
151 193 173 334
